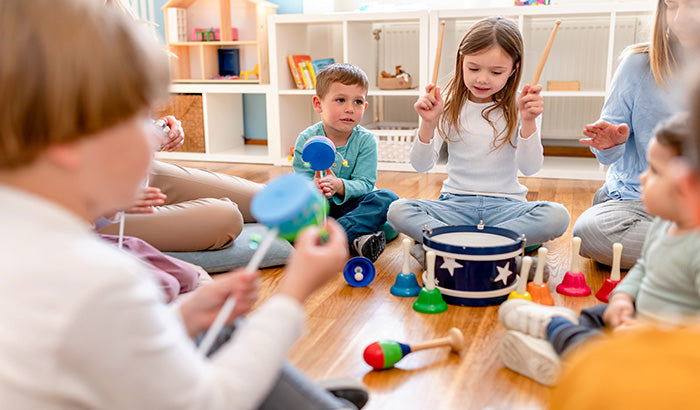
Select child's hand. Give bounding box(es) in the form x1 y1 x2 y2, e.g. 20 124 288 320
159 115 185 152
414 84 444 124
579 120 630 150
518 84 543 121
278 219 348 303
124 186 166 214
179 269 260 338
313 170 324 192
318 169 345 198
603 292 636 329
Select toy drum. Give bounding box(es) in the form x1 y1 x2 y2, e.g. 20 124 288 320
302 136 336 171
251 173 329 241
421 225 525 306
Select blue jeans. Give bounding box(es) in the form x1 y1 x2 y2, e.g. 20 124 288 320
331 189 398 243
387 193 569 246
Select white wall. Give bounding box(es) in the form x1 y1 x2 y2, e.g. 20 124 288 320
304 0 629 13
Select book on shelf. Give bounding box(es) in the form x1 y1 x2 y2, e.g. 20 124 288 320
286 55 304 89
287 54 312 89
311 58 335 75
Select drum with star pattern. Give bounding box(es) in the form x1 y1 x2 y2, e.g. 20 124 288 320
421 225 525 306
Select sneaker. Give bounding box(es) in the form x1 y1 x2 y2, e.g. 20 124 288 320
498 330 561 386
317 378 369 409
515 255 550 283
498 299 578 339
353 231 386 262
409 243 424 267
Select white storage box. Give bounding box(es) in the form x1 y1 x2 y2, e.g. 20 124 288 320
365 122 418 163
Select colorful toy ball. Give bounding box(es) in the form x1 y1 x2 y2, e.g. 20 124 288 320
302 136 336 171
363 340 411 370
250 173 328 241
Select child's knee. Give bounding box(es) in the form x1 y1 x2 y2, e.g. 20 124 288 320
200 198 244 248
548 203 571 236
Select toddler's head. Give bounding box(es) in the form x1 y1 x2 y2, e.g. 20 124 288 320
0 0 169 170
315 63 369 99
640 114 687 224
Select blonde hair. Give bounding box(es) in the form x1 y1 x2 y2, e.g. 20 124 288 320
315 63 369 99
438 17 523 151
0 0 169 169
624 0 679 88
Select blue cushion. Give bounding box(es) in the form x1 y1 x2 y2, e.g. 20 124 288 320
165 223 294 273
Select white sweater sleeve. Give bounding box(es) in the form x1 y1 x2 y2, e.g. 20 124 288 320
61 271 304 410
515 115 543 176
410 130 444 173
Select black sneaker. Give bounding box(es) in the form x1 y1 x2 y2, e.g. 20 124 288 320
317 378 369 409
352 231 386 262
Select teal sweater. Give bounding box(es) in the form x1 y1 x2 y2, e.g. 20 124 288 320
292 122 377 206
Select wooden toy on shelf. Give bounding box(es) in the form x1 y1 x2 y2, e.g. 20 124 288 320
595 243 623 303
527 247 554 305
363 328 464 370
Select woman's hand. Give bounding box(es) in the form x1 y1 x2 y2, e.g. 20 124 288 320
124 186 166 214
179 269 260 338
580 120 630 150
159 115 185 152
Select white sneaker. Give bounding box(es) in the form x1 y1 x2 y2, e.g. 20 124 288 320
498 330 561 386
498 299 578 339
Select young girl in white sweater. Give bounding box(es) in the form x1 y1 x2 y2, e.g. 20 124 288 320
388 16 569 251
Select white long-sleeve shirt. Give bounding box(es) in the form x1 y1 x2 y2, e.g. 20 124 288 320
0 185 304 410
411 101 543 201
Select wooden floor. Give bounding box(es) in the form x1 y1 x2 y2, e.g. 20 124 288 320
170 160 613 410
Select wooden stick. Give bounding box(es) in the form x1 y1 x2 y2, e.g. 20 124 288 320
402 238 412 275
412 328 464 352
570 236 581 273
425 251 436 291
533 247 548 285
531 20 561 86
516 256 532 293
197 227 279 356
431 21 446 95
611 243 623 281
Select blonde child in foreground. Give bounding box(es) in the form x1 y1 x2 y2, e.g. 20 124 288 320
387 17 569 270
0 1 359 409
498 114 700 387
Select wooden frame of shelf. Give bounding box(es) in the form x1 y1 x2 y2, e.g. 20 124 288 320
161 0 277 83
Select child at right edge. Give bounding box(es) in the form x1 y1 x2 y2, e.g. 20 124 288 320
497 114 700 387
387 17 569 261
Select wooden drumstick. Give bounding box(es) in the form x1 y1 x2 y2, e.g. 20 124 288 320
531 20 561 86
431 20 446 95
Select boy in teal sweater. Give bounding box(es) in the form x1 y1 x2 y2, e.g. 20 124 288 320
292 63 398 262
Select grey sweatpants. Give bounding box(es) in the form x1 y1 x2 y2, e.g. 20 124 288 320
572 187 652 269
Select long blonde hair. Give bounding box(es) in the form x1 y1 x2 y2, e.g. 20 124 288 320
624 0 680 88
438 17 523 150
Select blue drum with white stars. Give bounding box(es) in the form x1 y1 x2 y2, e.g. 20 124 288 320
421 225 525 306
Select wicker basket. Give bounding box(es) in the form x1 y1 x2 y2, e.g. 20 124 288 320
365 122 418 163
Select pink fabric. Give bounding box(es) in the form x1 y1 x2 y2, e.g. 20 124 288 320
99 234 199 302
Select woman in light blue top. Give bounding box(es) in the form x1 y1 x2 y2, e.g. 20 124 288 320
572 0 697 268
